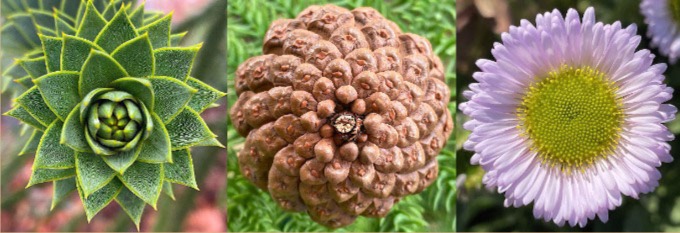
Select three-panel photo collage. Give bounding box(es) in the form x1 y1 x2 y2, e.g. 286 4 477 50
1 0 679 232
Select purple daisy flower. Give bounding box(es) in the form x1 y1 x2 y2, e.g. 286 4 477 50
641 0 680 63
460 7 676 227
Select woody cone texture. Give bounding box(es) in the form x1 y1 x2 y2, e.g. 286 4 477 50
230 4 453 228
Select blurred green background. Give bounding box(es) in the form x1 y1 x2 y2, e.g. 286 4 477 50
456 0 680 231
226 0 455 231
0 0 227 231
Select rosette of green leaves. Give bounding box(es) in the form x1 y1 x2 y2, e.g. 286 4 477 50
3 1 225 228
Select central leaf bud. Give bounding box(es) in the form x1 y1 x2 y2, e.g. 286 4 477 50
82 89 153 155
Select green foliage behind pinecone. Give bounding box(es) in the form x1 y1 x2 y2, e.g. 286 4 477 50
3 0 225 228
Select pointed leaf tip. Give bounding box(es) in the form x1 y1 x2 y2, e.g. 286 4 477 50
164 149 198 190
115 186 146 229
153 47 199 81
111 33 154 77
118 162 163 208
75 152 116 198
77 178 123 221
94 5 138 53
166 107 216 149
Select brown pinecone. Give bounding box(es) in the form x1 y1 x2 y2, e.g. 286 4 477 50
230 4 453 228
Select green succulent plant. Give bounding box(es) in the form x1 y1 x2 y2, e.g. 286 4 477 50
3 0 225 228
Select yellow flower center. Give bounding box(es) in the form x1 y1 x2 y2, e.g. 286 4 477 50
517 66 624 172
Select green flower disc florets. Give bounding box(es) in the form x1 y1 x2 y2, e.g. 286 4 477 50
517 66 623 172
3 0 225 228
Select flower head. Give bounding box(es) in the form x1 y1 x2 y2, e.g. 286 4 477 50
460 7 676 227
4 0 224 228
641 0 680 63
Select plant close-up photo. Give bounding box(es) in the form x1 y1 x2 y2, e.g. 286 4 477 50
457 0 680 231
227 0 455 232
1 0 227 231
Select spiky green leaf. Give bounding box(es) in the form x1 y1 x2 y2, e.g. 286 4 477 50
27 168 75 187
163 149 198 189
77 178 123 221
166 107 215 149
170 32 187 47
115 186 146 230
137 113 171 163
5 105 46 130
138 14 171 49
148 76 195 123
142 13 163 25
52 177 77 210
101 0 120 20
34 121 75 169
61 34 104 71
94 7 138 53
101 146 142 175
3 62 29 81
162 181 175 200
14 75 34 89
56 18 76 36
1 21 33 51
118 162 163 208
15 86 57 126
18 56 47 78
34 71 80 120
153 46 200 81
111 33 154 77
186 77 225 113
195 137 225 148
128 2 144 27
40 35 63 72
79 50 128 97
75 1 107 41
75 152 116 197
19 129 43 155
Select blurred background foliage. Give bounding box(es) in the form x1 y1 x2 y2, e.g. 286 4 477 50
457 0 680 231
0 0 227 231
227 0 455 231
